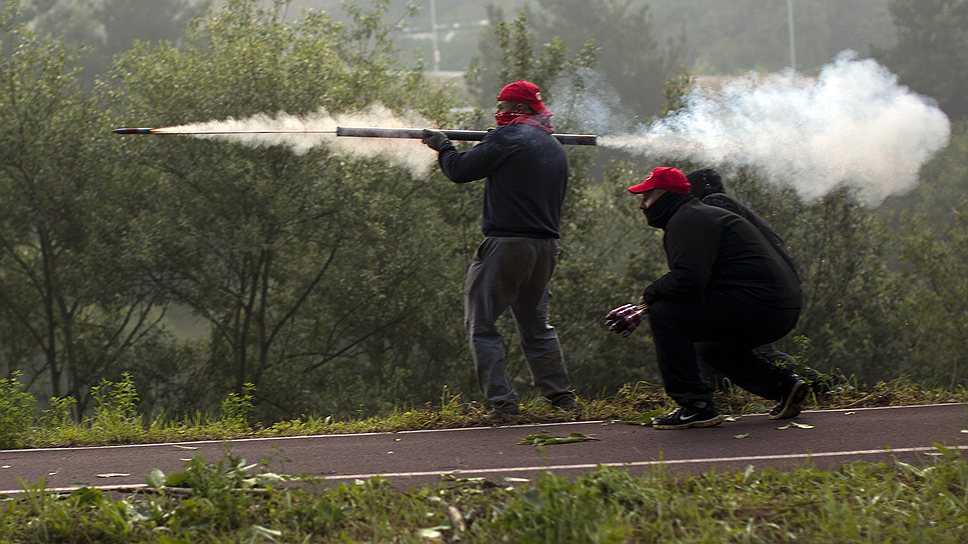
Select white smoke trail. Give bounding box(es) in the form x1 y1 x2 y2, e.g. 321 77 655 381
601 51 951 205
157 105 438 176
548 67 630 134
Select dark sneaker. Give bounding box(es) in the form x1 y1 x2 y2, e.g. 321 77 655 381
547 392 577 410
769 379 808 419
484 410 521 426
551 398 577 411
652 403 724 430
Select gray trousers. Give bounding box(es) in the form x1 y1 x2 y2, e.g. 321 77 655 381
465 236 573 412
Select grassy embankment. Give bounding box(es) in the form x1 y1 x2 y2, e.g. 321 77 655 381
1 377 967 542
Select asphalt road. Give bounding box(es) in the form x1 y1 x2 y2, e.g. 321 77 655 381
2 403 966 496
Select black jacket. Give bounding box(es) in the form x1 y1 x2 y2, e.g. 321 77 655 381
436 123 568 239
643 193 802 309
688 169 801 282
700 192 802 283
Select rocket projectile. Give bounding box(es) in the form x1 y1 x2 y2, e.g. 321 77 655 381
113 127 337 135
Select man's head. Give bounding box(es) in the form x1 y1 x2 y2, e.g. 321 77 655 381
686 168 724 199
497 80 552 116
627 166 691 210
495 100 536 115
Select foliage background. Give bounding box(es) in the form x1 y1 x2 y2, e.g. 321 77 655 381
0 0 965 423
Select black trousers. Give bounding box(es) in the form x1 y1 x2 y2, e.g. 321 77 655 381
647 291 800 406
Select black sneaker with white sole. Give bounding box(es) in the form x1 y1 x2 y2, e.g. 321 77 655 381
769 379 808 419
652 402 724 430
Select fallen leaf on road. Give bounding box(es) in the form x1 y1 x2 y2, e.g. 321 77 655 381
250 526 282 539
146 469 165 488
419 526 448 540
96 473 130 478
448 505 466 533
778 422 814 430
173 445 198 450
620 408 665 426
518 432 600 446
734 433 751 439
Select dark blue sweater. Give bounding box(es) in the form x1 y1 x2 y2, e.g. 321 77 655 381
436 123 568 239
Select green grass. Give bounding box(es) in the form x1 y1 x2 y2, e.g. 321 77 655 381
2 377 966 542
11 377 968 449
1 446 966 542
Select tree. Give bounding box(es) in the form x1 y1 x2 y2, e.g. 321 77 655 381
875 0 968 120
0 25 171 412
646 0 895 76
464 7 598 114
466 1 686 125
896 210 968 386
4 1 210 88
108 0 467 418
527 0 687 124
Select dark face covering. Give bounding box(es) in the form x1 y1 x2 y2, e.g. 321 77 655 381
495 111 554 133
643 192 692 228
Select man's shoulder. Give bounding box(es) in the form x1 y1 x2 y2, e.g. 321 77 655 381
671 199 732 228
681 198 726 216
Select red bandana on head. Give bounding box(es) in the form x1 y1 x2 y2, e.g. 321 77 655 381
496 80 554 133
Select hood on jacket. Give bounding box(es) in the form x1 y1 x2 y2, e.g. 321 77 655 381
686 168 724 199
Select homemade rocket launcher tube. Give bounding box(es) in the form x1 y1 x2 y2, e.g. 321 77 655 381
113 126 599 146
336 126 598 146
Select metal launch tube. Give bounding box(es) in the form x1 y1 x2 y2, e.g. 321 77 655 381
336 126 598 146
114 126 598 145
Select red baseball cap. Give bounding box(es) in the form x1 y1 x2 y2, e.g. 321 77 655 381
498 80 553 116
627 166 691 194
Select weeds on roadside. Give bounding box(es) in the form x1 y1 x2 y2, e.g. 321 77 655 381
219 382 257 433
2 447 967 542
3 371 968 449
0 371 35 449
89 373 143 442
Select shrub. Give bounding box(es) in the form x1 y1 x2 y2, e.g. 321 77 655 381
0 371 36 449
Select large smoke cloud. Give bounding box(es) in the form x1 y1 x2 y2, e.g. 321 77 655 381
601 51 951 205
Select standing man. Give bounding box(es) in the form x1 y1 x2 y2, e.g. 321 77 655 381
420 80 577 421
628 166 807 429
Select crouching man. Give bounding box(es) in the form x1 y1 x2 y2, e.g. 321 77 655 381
627 166 807 429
